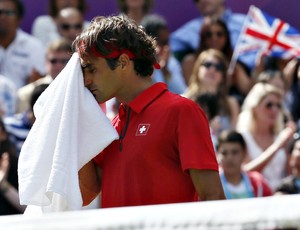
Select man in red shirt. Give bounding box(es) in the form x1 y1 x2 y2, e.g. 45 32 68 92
75 15 225 208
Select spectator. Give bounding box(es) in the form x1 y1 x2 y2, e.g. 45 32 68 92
141 14 187 94
181 17 252 101
55 7 84 43
0 117 26 215
0 0 46 89
195 92 220 151
0 75 17 117
184 49 240 134
170 0 246 63
17 38 72 113
117 0 153 25
236 82 292 191
257 69 292 122
275 133 300 194
4 84 49 155
31 0 89 47
217 130 273 199
75 15 225 207
283 58 300 127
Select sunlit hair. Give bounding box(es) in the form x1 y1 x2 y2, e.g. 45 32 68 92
197 17 233 59
47 38 72 55
73 15 157 77
184 49 231 115
117 0 153 14
236 82 284 134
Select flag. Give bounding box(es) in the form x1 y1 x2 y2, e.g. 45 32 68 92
230 5 300 72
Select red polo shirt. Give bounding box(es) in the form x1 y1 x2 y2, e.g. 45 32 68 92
94 83 218 208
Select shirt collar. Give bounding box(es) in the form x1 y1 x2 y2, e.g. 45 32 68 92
127 82 168 114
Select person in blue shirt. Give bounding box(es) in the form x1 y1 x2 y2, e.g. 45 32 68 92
142 14 187 94
170 0 246 63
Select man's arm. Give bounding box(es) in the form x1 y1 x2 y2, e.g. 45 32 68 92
189 169 226 201
78 160 101 206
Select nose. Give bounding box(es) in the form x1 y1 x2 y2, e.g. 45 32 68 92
83 74 92 87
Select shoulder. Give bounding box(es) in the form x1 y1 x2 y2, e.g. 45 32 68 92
17 30 44 48
162 92 207 119
0 76 16 89
33 15 53 23
171 17 203 35
225 9 247 22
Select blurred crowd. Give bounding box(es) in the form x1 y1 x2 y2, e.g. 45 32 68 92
1 0 300 215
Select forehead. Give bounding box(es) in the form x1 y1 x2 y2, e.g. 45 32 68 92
47 50 71 57
0 1 16 9
79 53 98 66
219 142 243 150
202 55 219 63
260 93 281 102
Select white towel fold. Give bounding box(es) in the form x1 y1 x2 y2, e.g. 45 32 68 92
18 53 118 213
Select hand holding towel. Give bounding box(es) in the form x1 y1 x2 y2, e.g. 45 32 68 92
18 53 118 212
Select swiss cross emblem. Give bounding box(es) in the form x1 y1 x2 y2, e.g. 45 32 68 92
136 124 150 136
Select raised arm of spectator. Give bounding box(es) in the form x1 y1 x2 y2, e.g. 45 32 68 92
243 122 297 172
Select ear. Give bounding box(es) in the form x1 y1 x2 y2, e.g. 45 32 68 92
118 53 131 69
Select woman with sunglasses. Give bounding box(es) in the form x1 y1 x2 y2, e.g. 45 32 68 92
184 49 240 135
182 17 253 104
32 0 89 47
236 82 296 191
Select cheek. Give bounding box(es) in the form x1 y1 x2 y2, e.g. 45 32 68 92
198 67 206 80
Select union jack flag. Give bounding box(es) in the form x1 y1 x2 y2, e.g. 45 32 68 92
232 5 300 71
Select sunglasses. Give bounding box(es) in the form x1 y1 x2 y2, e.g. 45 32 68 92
264 101 282 110
0 9 16 17
48 58 69 65
60 23 83 31
201 61 225 72
205 31 225 38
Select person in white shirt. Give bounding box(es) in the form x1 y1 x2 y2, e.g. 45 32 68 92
31 0 89 47
0 0 46 89
141 14 187 94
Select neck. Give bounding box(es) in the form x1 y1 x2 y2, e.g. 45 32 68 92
252 121 273 136
224 171 243 185
116 76 153 105
0 31 16 48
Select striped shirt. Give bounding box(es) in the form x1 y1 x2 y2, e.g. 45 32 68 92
4 112 32 155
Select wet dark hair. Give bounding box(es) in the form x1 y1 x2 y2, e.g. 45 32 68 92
217 130 247 151
1 0 24 18
73 15 157 77
48 0 88 17
117 0 153 15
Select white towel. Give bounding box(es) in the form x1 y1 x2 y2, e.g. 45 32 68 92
18 53 118 213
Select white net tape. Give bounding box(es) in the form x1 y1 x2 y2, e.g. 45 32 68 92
1 194 300 230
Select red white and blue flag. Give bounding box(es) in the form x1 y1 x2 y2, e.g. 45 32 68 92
231 5 300 71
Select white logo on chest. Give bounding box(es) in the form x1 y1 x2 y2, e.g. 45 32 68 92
136 124 150 136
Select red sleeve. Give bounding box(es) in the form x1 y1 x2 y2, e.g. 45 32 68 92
177 99 218 173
